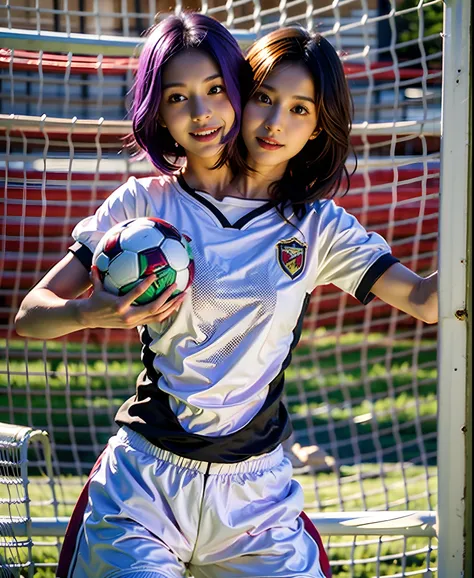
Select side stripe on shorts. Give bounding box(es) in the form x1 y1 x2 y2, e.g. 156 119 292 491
56 450 106 578
300 511 332 578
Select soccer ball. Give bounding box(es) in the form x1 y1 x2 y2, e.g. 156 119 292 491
92 217 194 305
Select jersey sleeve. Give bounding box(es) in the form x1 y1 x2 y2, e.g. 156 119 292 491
68 176 150 271
312 200 399 304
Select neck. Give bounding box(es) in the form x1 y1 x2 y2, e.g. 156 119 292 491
231 157 288 200
183 152 233 197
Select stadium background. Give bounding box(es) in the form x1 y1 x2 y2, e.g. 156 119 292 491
0 1 446 576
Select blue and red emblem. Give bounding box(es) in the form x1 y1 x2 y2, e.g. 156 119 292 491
276 237 307 280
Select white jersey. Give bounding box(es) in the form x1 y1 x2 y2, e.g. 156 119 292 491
70 174 398 462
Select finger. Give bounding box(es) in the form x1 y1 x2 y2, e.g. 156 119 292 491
144 291 185 321
138 283 179 316
153 290 185 314
150 284 180 311
146 295 185 324
90 266 102 290
120 275 157 308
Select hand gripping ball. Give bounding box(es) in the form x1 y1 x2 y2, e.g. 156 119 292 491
92 217 194 305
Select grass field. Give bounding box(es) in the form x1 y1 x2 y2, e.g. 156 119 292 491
0 330 438 576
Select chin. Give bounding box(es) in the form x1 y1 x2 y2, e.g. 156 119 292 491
251 152 283 166
191 146 224 158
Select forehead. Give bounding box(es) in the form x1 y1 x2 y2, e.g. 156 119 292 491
161 49 221 85
263 62 315 99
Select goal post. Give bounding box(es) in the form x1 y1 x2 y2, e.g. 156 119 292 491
0 0 470 575
437 0 472 576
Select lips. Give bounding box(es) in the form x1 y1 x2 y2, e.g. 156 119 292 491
256 136 284 151
189 127 222 142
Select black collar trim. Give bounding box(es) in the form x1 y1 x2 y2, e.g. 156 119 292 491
177 173 275 230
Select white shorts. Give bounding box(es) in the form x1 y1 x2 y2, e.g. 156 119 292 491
57 427 330 578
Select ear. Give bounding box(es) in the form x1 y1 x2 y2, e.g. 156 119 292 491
309 127 322 140
157 115 167 128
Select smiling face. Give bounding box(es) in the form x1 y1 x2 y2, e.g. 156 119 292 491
158 49 236 165
242 62 318 175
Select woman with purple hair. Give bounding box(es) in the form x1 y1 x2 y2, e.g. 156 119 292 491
16 12 331 578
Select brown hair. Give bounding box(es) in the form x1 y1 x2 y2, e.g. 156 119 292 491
245 26 354 211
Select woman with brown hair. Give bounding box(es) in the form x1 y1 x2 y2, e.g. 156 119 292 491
220 24 438 484
230 26 437 325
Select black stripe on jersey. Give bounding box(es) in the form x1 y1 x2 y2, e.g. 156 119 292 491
177 174 274 230
68 241 93 271
355 253 400 305
233 203 276 229
115 294 312 463
115 362 291 464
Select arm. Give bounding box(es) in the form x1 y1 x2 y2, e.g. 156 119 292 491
15 252 184 340
371 263 438 324
15 253 92 339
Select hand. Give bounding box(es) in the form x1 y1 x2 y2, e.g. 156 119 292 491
78 266 186 330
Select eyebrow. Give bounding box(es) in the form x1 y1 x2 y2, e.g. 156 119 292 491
261 83 315 105
163 73 223 90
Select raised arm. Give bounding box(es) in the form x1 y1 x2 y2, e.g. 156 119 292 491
370 263 438 324
15 253 184 340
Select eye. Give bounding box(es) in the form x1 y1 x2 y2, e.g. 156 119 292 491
255 92 272 105
168 93 186 103
292 104 309 115
208 84 226 95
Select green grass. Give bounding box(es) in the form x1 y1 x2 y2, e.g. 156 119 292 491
0 331 438 576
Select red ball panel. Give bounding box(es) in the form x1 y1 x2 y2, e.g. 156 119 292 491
142 247 168 276
148 217 181 241
186 260 195 290
103 231 122 259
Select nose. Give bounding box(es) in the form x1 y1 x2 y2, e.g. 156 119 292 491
190 96 212 123
264 106 283 133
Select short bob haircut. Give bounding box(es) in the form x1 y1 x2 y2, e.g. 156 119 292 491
131 13 247 175
244 26 354 209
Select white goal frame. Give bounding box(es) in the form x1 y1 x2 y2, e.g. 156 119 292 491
436 0 471 577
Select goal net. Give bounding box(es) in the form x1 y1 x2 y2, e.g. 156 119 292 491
1 0 445 576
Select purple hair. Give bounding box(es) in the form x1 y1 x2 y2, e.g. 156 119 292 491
131 13 246 174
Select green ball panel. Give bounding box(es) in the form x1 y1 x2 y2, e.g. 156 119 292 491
120 280 141 295
184 240 193 261
154 267 177 294
138 253 148 277
119 280 154 306
118 267 178 306
131 268 177 306
133 284 160 306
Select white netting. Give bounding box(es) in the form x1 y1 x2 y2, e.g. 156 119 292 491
0 424 59 577
0 1 442 576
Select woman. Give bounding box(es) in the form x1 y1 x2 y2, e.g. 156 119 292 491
232 19 438 490
233 27 437 324
16 14 332 578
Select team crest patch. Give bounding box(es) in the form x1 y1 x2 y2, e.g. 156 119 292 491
276 238 307 280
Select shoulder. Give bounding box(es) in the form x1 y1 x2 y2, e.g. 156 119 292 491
307 198 341 217
303 198 371 247
305 198 351 228
124 174 179 195
112 174 180 207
